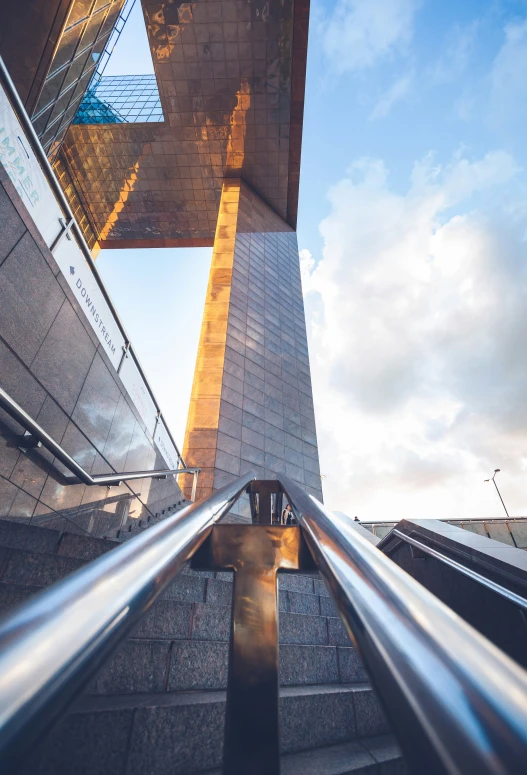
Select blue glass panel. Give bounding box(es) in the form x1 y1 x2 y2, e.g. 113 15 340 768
73 74 164 124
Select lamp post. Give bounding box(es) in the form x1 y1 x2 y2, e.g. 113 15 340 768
484 469 510 519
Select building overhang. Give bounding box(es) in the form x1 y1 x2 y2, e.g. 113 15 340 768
59 0 310 248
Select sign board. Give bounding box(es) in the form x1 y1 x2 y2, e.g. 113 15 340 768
53 238 125 370
119 354 158 437
0 85 62 248
154 419 180 470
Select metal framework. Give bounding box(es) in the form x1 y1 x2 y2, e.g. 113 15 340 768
88 0 137 87
74 74 163 124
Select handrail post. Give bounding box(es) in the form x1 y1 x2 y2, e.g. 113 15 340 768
191 469 198 502
117 341 130 374
191 520 315 775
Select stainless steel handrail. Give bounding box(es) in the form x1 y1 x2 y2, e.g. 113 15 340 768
280 476 527 775
0 55 185 469
0 471 255 770
390 528 527 611
0 385 199 488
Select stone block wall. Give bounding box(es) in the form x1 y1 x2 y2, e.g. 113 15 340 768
183 179 322 514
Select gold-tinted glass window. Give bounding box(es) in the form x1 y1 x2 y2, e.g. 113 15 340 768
61 49 93 92
31 0 126 157
49 25 84 74
53 153 98 250
68 0 97 27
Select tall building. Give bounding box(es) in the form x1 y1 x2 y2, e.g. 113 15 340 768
0 6 525 775
1 0 130 157
59 0 322 509
0 0 322 524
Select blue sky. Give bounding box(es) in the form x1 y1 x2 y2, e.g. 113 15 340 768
99 0 527 520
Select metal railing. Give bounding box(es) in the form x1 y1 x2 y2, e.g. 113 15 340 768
361 517 527 538
0 472 254 771
0 56 185 471
1 476 527 775
389 528 527 611
280 476 527 775
0 385 199 495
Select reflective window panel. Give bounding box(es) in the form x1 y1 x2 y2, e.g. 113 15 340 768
73 75 164 125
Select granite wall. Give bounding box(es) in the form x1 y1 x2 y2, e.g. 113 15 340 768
183 180 323 515
0 164 186 538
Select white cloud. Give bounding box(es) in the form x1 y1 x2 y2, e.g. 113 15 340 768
299 248 316 294
303 151 527 521
430 21 479 84
321 0 421 74
369 72 413 120
490 19 527 128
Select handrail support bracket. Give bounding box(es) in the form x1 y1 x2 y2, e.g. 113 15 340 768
192 524 315 775
18 430 42 451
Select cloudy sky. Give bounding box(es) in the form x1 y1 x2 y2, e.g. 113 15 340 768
99 0 527 521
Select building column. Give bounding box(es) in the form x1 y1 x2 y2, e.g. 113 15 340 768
182 179 322 513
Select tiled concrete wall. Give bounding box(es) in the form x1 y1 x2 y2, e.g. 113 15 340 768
0 165 185 536
183 179 322 513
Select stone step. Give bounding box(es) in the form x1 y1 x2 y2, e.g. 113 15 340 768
22 685 390 775
0 519 328 582
0 576 349 650
208 735 406 775
0 548 86 589
86 637 367 694
0 579 364 690
0 518 119 560
0 519 337 614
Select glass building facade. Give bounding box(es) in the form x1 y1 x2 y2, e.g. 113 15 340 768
73 75 163 124
30 0 128 157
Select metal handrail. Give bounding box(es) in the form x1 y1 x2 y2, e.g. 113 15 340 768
361 517 527 529
0 471 255 770
0 55 185 469
389 528 527 611
0 385 199 488
279 476 527 775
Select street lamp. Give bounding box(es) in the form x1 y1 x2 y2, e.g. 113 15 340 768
484 469 510 519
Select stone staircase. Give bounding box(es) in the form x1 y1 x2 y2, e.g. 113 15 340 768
0 519 406 775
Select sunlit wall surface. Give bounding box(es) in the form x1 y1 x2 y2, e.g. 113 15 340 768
52 154 99 250
74 75 163 124
31 0 126 157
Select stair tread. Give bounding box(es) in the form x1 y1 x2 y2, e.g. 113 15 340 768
281 735 404 775
0 519 120 559
0 575 341 618
201 735 404 775
105 635 352 646
75 683 372 712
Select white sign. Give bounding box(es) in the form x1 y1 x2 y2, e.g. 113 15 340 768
53 238 125 370
119 354 158 437
0 85 62 248
155 419 180 470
